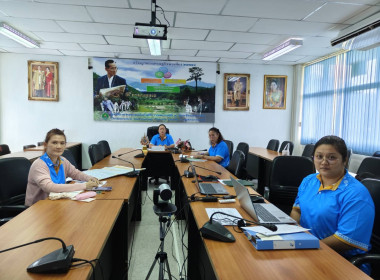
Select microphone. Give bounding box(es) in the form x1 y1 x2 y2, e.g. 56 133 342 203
117 149 144 158
190 149 207 152
111 156 139 177
0 237 75 273
192 165 222 175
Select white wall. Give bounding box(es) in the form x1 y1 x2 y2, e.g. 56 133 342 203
0 53 294 169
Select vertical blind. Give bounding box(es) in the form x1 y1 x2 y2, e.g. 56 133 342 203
301 46 380 155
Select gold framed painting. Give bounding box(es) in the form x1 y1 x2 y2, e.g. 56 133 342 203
28 60 59 101
263 75 287 109
223 73 250 111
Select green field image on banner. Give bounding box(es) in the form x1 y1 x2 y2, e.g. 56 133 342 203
147 86 180 93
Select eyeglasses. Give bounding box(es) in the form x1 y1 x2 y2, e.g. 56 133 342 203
313 154 339 163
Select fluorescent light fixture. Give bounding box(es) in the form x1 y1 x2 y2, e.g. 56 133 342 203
0 22 39 48
147 39 161 56
262 38 303 61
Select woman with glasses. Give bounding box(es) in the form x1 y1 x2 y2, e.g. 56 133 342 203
290 135 374 274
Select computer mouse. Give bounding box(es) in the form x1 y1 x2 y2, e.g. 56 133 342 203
250 196 265 203
205 175 218 181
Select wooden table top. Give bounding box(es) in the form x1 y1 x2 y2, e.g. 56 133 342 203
0 150 44 161
249 147 281 161
24 142 81 151
0 199 123 280
177 154 371 280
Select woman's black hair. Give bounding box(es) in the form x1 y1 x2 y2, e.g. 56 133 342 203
313 135 348 161
209 127 224 143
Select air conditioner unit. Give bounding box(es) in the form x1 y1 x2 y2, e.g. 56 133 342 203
331 12 380 50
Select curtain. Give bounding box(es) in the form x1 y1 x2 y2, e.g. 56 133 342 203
301 46 380 155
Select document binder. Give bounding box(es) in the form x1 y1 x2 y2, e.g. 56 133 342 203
243 228 320 250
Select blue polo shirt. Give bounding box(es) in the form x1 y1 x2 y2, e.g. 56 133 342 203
40 153 66 184
293 172 374 274
150 134 174 146
208 141 230 168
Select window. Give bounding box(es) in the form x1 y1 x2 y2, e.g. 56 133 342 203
301 46 380 155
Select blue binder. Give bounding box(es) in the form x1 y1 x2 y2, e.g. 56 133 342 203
243 228 320 250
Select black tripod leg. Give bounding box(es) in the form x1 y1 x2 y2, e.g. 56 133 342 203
164 257 173 280
145 254 159 280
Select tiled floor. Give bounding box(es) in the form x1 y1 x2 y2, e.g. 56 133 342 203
128 181 188 280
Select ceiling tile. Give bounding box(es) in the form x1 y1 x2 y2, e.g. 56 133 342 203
36 0 129 7
60 50 116 57
33 32 107 44
118 53 169 60
168 55 218 62
175 13 258 32
207 31 277 44
171 40 233 51
222 0 324 20
80 44 140 54
1 47 63 55
342 6 380 24
141 49 197 56
40 42 82 50
218 58 259 64
197 50 250 59
57 21 134 36
229 43 269 53
0 17 64 32
167 27 208 40
0 2 91 21
302 36 333 48
105 36 171 48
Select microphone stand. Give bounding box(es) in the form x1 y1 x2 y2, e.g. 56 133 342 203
192 165 222 175
118 149 144 158
111 156 139 177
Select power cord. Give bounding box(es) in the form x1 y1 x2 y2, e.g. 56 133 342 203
71 258 102 280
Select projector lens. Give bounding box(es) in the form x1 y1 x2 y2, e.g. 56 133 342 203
150 28 157 36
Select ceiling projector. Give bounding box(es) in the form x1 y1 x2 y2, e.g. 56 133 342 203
133 22 167 40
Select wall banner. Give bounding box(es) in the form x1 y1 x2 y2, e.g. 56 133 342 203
93 58 216 123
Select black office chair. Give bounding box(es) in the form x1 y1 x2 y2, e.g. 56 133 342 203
98 140 111 158
0 144 11 156
142 151 175 186
88 144 104 166
226 150 245 178
351 178 380 278
236 142 249 178
37 141 44 146
266 139 280 152
267 156 315 215
301 144 315 159
357 157 380 178
345 148 352 169
279 141 294 155
0 157 31 225
146 126 170 185
373 151 380 158
23 144 36 150
62 149 79 169
224 140 234 159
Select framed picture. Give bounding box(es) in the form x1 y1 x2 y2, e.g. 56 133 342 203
263 75 287 109
28 61 59 101
223 73 250 110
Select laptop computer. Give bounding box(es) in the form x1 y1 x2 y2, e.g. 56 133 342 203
191 162 228 195
231 177 296 224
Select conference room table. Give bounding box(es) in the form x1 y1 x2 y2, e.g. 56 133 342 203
174 152 371 280
0 199 125 279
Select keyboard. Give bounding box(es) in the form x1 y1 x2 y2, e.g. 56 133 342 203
199 183 227 194
253 204 280 223
201 183 217 193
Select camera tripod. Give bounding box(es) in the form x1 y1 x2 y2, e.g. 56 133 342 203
146 203 177 280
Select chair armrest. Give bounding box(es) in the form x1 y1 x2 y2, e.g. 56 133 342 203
0 217 12 226
0 205 29 213
351 254 380 266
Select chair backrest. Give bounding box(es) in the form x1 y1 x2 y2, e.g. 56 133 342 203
0 157 31 205
224 140 234 159
97 140 111 157
302 144 315 159
62 149 78 169
373 151 380 158
279 141 294 155
226 150 245 178
147 126 170 141
23 144 36 150
266 139 280 152
88 144 104 165
361 178 380 252
236 142 249 166
37 141 44 146
357 157 380 178
0 144 11 156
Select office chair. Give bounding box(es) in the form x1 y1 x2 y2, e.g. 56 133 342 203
0 157 31 225
301 144 315 159
279 141 294 155
88 144 104 166
357 157 380 178
146 126 170 185
345 148 352 169
266 139 280 152
236 142 249 178
267 156 315 215
0 144 11 156
37 141 44 146
373 151 380 158
98 140 112 158
62 149 79 169
224 140 234 159
226 150 245 178
351 178 380 278
23 144 36 150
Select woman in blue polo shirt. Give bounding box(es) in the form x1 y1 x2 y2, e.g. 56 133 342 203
194 127 230 168
291 135 374 274
149 124 175 149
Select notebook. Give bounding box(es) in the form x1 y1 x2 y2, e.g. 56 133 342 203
191 163 228 195
231 177 296 224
